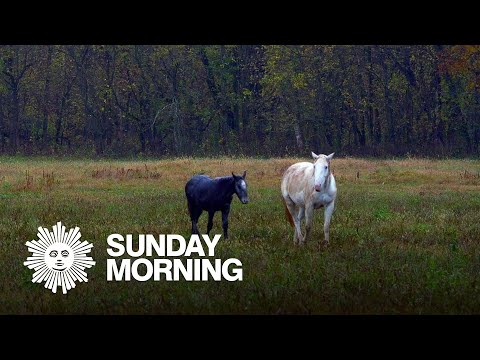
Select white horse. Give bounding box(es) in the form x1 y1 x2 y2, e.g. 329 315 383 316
281 152 337 246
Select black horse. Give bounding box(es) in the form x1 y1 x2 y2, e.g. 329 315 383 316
185 171 249 239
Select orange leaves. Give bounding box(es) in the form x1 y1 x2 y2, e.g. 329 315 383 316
439 45 480 89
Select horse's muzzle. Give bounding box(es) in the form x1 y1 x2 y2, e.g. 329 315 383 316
314 185 321 192
241 198 249 204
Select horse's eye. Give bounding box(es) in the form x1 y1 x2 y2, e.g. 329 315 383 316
325 166 328 170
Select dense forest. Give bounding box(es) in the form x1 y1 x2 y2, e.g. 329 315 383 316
0 45 479 157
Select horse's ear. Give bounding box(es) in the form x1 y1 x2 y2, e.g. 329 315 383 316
311 152 319 160
232 172 236 179
242 170 247 179
326 152 335 161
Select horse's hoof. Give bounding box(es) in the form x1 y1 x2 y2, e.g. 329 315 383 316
320 240 329 248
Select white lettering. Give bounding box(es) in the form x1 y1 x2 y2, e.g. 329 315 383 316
106 234 125 257
222 259 243 281
203 234 221 256
106 258 131 281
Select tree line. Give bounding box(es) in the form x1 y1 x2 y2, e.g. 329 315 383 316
0 45 479 157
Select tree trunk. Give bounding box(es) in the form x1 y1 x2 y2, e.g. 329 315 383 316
55 109 63 146
0 96 4 152
42 46 53 146
11 83 19 153
366 46 375 145
293 99 304 152
382 61 394 145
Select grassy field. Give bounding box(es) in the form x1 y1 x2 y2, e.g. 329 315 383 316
1 156 480 314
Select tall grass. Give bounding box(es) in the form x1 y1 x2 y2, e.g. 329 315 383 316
1 156 479 314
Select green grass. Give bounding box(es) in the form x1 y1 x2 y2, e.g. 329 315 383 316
1 156 480 314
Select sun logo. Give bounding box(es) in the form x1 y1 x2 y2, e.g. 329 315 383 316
24 222 96 294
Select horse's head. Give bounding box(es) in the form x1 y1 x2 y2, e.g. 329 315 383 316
232 171 249 204
312 152 334 192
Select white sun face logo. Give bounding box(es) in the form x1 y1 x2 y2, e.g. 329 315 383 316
45 243 74 272
24 222 96 294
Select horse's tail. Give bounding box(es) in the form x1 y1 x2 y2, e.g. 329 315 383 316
282 197 294 227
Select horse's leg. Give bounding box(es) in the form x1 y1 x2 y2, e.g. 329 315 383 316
207 210 215 235
290 205 304 245
221 205 230 239
191 206 202 235
187 199 196 234
297 207 305 224
304 203 314 245
297 206 305 243
284 198 301 244
323 201 335 246
290 206 299 244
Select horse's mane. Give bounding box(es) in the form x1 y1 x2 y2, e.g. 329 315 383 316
213 176 235 184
